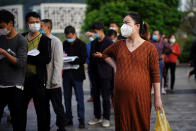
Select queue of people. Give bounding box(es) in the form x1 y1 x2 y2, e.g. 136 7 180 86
0 9 183 131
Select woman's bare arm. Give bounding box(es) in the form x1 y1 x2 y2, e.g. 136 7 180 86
105 57 117 73
152 83 163 110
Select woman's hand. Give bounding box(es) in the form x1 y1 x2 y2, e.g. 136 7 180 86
152 83 163 110
154 96 163 110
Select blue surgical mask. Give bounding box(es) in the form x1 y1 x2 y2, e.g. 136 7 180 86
39 29 45 34
152 35 158 41
67 38 75 43
94 33 100 38
89 37 94 42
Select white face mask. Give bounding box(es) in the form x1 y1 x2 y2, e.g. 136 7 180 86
170 38 176 43
28 23 40 33
109 27 116 31
0 28 11 35
120 24 133 37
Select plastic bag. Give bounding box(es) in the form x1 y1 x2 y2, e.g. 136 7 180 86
154 108 171 131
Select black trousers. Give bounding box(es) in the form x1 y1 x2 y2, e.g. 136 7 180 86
165 62 176 90
0 102 8 120
23 76 50 131
0 87 25 131
46 88 66 129
189 67 196 80
189 69 195 76
92 77 112 120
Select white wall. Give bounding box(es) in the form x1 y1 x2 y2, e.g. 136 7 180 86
0 5 24 30
40 3 86 34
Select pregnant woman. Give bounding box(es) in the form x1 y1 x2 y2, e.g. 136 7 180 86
103 13 163 131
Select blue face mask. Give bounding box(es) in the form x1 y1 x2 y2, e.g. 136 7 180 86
39 29 45 34
89 37 94 42
67 38 75 43
112 40 116 43
94 33 100 38
152 35 158 41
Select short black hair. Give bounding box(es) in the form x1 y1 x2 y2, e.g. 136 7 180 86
91 22 104 30
108 29 117 37
25 12 40 23
0 9 15 26
41 19 52 30
109 22 119 27
64 25 76 35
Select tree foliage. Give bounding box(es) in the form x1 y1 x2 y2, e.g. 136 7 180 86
85 0 121 13
159 0 179 8
83 0 183 35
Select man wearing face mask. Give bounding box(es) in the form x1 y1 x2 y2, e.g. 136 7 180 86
88 22 113 127
150 30 171 94
22 12 51 131
0 10 28 131
40 19 67 131
109 22 125 40
107 29 117 43
62 26 87 129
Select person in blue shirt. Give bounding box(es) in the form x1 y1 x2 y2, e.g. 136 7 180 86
85 32 95 102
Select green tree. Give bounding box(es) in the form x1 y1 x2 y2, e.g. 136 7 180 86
83 0 183 35
159 0 179 8
85 0 120 13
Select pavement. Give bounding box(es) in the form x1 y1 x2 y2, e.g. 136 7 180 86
0 66 196 131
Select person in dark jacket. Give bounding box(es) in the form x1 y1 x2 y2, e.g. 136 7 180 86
62 26 87 129
88 22 113 128
189 40 196 80
22 12 51 131
107 29 117 42
109 22 125 40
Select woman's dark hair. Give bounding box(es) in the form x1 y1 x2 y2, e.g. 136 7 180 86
0 9 15 26
64 25 76 35
125 13 149 40
25 12 40 22
141 22 150 41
